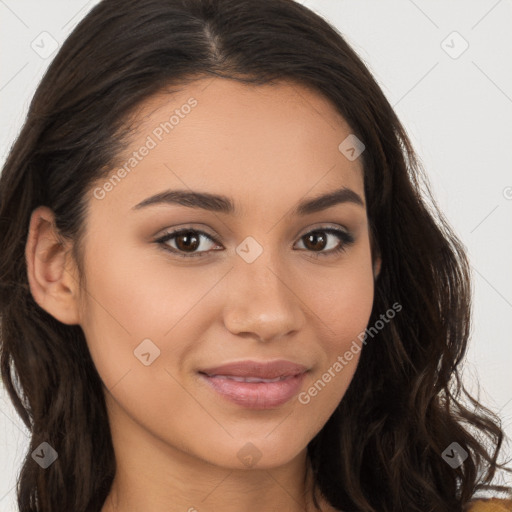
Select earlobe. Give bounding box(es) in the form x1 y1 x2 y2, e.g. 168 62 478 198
25 206 81 325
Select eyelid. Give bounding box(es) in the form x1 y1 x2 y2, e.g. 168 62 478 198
295 223 350 239
156 227 217 240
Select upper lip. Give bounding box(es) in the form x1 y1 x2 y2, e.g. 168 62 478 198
199 359 308 379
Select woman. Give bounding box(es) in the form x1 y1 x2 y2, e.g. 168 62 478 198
0 0 510 511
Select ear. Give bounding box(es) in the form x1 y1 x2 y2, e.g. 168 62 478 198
373 255 382 280
369 231 382 280
25 206 81 325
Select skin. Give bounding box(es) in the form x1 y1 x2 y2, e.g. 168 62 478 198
25 78 381 512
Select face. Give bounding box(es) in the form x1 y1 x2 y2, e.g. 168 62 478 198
73 78 378 470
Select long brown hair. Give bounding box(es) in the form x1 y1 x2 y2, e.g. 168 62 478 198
1 0 510 510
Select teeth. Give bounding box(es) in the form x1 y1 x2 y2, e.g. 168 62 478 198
214 375 286 383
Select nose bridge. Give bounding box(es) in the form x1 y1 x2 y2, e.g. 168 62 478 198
223 237 304 340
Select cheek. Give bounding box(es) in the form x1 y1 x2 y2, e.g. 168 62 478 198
301 241 375 341
77 235 213 388
294 243 374 413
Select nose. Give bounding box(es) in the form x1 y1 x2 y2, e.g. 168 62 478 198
222 248 306 342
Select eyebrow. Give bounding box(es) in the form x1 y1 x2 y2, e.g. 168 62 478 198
132 186 365 215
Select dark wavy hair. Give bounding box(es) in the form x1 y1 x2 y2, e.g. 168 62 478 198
0 0 510 511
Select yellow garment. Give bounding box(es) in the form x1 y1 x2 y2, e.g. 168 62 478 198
466 498 512 511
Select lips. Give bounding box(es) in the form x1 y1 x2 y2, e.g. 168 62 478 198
199 359 308 380
198 359 309 409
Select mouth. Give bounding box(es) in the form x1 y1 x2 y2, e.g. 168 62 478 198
205 375 290 383
197 359 308 409
199 359 308 379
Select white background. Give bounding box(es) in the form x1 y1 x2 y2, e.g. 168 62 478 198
1 1 511 509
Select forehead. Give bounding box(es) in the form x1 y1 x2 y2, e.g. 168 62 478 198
91 78 365 215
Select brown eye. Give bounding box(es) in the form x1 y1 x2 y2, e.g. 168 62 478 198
303 231 328 251
295 228 355 257
156 229 220 258
174 231 200 252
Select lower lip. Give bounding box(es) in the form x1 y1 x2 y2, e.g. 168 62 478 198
199 372 307 409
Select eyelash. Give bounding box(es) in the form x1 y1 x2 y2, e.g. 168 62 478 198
154 226 355 260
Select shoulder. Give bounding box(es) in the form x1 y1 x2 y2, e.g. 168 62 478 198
464 498 512 511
